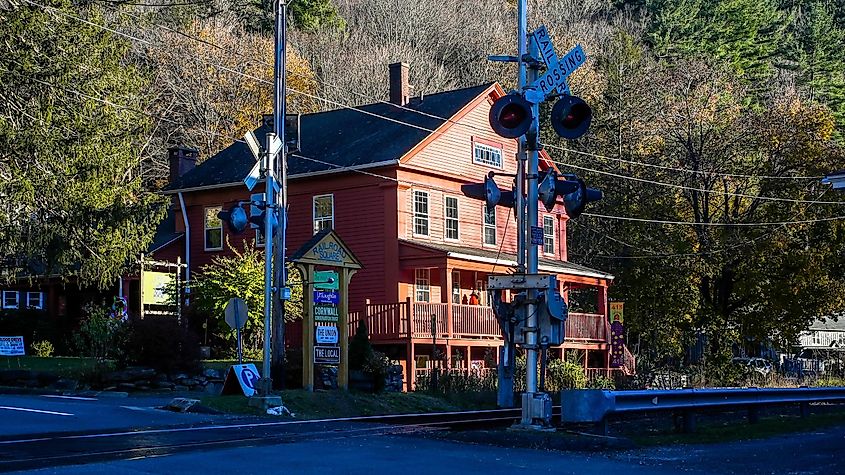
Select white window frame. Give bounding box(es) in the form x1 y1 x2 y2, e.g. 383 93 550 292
26 291 44 310
255 228 265 247
473 142 503 169
415 268 430 302
451 270 461 304
2 291 19 309
444 196 460 241
413 190 430 237
543 215 555 255
313 194 334 234
483 204 497 246
204 206 223 251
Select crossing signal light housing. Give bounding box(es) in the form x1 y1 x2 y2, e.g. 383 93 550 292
461 173 515 209
218 202 276 235
538 170 580 212
551 95 592 140
489 93 533 139
562 177 603 219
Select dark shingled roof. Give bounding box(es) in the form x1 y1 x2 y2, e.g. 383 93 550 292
164 83 495 192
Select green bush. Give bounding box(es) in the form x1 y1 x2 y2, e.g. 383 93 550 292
71 304 130 364
363 350 392 392
30 340 54 357
348 320 373 371
0 308 56 353
587 375 616 390
545 358 587 391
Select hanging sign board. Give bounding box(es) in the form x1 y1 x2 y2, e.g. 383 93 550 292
0 336 25 356
314 345 340 364
313 290 339 305
314 304 339 322
316 325 339 344
314 270 339 290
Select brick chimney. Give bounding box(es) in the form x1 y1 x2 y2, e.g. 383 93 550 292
389 62 410 106
168 145 199 184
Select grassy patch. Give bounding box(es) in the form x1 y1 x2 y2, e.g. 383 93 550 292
1 356 111 378
630 409 845 446
200 390 466 419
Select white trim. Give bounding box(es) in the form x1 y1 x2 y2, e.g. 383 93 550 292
412 189 430 237
472 142 504 169
482 204 496 247
177 192 190 287
26 291 44 310
444 252 615 280
415 268 431 302
203 206 223 251
2 291 19 309
443 195 460 242
542 215 555 256
312 194 334 234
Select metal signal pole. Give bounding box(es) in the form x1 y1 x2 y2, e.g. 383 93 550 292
271 0 288 390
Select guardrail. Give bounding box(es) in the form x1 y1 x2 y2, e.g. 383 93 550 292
562 387 845 434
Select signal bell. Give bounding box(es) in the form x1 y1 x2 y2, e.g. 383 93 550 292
551 95 592 140
489 93 533 139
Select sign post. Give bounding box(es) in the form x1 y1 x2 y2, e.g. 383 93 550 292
225 298 248 365
291 229 362 391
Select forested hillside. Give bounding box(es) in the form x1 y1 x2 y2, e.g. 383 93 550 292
2 0 844 368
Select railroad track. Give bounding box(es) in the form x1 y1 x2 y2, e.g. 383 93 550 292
0 407 556 472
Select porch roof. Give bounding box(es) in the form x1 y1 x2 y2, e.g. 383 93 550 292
398 240 614 281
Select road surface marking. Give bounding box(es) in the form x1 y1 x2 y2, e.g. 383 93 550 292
42 395 98 401
0 406 73 416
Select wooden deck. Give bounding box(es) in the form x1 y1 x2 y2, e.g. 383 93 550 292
349 298 609 345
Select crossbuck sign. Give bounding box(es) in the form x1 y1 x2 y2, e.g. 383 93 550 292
528 25 587 100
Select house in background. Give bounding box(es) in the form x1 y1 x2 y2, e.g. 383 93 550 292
153 63 631 390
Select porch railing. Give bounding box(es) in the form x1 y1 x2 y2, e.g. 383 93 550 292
351 299 610 344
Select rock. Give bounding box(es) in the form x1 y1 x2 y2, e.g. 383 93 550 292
165 397 200 412
104 368 155 383
181 378 199 386
170 373 189 382
204 382 223 394
173 385 188 392
203 368 220 379
0 370 35 384
153 381 175 389
52 379 79 391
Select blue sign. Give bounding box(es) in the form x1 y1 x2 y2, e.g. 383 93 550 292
531 226 544 245
313 290 339 305
240 366 259 390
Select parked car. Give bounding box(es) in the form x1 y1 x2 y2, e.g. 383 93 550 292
732 357 773 376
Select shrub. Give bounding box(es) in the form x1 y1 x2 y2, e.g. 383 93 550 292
71 304 130 364
363 350 392 392
587 375 616 390
124 317 201 373
0 308 56 353
31 340 54 357
545 358 587 391
348 320 373 371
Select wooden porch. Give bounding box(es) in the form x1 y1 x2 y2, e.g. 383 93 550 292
349 298 610 344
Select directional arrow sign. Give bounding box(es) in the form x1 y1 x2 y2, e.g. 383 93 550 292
528 25 587 99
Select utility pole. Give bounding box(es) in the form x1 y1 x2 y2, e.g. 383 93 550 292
271 0 288 390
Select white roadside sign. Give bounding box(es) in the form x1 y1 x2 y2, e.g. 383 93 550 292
0 336 25 356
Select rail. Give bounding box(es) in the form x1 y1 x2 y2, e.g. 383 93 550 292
561 387 845 434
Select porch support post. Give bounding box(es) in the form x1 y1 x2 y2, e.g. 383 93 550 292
597 285 608 317
407 341 415 392
442 265 453 339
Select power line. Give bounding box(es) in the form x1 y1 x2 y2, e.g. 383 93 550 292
544 144 823 181
24 0 845 227
550 158 843 205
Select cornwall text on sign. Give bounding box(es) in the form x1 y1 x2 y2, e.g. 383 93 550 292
314 305 339 322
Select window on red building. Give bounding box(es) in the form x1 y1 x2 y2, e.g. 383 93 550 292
543 215 555 255
413 190 429 236
204 206 223 250
483 204 496 246
444 196 459 241
415 269 430 302
313 194 334 234
2 291 18 309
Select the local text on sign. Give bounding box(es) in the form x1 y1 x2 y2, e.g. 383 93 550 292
316 325 339 344
0 336 25 356
314 345 340 364
313 290 339 305
314 304 339 322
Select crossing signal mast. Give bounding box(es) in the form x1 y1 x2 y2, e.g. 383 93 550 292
466 19 603 427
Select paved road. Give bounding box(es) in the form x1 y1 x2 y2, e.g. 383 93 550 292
7 424 845 475
0 393 231 437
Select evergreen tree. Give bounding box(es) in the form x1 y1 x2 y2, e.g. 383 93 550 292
0 0 166 287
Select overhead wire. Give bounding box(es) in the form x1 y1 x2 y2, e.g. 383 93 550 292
23 0 845 228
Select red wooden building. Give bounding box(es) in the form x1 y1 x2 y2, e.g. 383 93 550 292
156 63 632 389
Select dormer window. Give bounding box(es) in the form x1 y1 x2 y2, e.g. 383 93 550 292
473 140 503 168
